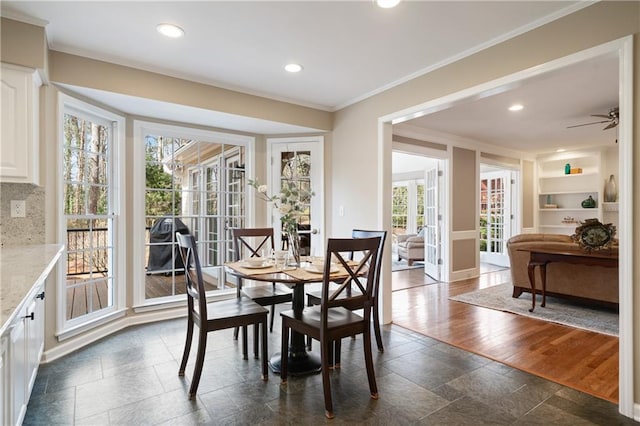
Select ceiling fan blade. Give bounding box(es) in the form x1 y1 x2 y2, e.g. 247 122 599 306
603 121 618 130
591 114 611 119
566 120 610 129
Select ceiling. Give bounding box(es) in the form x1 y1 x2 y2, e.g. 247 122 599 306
2 1 618 150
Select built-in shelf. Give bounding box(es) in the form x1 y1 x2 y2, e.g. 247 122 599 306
602 202 619 212
536 150 604 234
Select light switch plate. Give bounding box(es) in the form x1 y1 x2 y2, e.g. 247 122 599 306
11 200 26 218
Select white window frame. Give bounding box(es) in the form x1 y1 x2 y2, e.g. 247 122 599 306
56 93 126 341
132 121 255 309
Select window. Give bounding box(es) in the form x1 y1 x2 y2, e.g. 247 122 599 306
133 122 254 307
392 180 424 234
57 94 125 337
392 184 408 232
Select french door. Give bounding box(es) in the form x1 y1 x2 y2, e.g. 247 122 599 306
480 170 512 267
423 163 441 280
267 137 324 255
134 121 254 305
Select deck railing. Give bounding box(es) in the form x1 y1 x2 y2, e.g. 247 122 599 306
66 227 152 275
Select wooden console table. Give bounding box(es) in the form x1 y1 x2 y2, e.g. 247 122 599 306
520 248 618 312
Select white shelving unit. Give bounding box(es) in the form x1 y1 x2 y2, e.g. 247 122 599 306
536 150 602 235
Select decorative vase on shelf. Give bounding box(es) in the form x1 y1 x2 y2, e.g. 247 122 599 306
604 174 617 202
581 195 596 208
564 163 571 175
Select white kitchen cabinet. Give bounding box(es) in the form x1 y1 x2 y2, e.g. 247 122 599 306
0 63 41 185
2 282 46 426
536 150 603 235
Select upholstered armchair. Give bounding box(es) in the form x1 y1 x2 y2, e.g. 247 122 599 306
396 228 425 266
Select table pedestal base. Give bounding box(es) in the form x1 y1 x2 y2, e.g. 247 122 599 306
269 351 321 376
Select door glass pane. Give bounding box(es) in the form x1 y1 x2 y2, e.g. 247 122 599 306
280 151 312 255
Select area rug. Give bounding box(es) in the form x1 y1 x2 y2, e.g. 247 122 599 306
392 259 423 272
449 283 618 336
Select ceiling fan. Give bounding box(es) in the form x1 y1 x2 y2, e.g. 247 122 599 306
567 107 619 130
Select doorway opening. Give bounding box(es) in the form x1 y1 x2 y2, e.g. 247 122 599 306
391 149 445 286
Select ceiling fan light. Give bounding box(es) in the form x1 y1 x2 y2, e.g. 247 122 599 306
508 104 524 111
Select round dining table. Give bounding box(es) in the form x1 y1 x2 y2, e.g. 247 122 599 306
225 261 331 376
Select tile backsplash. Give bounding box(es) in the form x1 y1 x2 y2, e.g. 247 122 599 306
0 183 45 247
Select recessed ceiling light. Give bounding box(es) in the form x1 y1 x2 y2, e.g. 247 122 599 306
377 0 401 8
284 63 303 73
508 104 524 111
157 23 184 38
556 148 566 153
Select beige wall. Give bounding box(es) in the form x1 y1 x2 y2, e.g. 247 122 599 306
0 18 47 71
451 147 476 232
49 51 333 132
522 160 535 229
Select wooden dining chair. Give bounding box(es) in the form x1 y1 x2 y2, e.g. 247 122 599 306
176 233 268 400
306 229 387 354
231 228 293 332
280 237 381 419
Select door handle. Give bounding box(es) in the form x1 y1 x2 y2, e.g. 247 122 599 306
298 229 319 235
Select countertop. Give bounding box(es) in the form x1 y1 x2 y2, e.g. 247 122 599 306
1 244 64 335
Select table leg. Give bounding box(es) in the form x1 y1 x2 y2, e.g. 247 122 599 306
268 283 321 376
527 263 537 312
539 264 547 308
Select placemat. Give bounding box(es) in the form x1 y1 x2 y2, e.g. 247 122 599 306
225 261 282 276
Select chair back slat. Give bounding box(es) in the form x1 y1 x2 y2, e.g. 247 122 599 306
176 233 207 321
321 237 380 325
352 229 387 300
231 228 276 261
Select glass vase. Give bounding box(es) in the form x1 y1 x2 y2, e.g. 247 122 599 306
287 227 301 266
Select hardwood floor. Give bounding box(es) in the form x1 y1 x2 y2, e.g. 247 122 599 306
390 267 619 403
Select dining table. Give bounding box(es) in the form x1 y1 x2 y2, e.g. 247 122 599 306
225 259 356 376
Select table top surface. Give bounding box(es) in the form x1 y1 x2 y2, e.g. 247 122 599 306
517 247 618 260
225 260 358 285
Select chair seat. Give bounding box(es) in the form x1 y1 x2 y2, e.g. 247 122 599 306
307 287 362 304
241 283 293 305
281 306 364 332
206 297 269 323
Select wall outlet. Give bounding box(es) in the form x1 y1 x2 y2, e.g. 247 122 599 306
11 200 26 218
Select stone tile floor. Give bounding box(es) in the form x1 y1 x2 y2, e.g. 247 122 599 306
25 310 636 425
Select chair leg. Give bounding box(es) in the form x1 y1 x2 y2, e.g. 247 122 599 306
261 318 268 381
253 323 259 359
373 305 384 353
242 325 248 360
188 328 208 399
280 320 290 384
321 339 334 419
233 326 239 340
362 330 378 401
179 316 194 376
306 295 313 350
334 339 341 369
269 304 276 332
